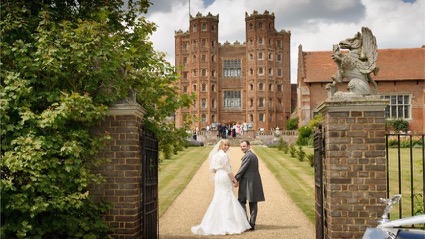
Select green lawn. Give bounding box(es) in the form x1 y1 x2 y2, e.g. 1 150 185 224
253 146 316 223
158 146 213 217
387 147 424 219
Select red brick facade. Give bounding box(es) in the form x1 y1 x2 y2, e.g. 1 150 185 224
297 45 425 133
174 11 291 131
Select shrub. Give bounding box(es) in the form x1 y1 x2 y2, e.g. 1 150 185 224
387 118 410 132
289 145 297 158
296 146 306 162
297 125 313 146
286 117 299 130
306 153 314 167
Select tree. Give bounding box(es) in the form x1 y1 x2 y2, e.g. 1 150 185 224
1 0 193 237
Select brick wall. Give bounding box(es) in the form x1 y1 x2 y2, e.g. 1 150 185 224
90 104 146 239
317 97 388 239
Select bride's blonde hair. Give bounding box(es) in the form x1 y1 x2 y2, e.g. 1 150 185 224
218 139 230 150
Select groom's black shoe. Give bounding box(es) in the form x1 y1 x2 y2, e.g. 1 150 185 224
249 224 255 231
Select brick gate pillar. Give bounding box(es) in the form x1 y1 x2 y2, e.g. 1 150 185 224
317 96 388 239
91 103 146 239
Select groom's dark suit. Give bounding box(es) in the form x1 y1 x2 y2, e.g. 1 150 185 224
235 149 265 229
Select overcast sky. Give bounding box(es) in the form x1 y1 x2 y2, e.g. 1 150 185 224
144 0 425 83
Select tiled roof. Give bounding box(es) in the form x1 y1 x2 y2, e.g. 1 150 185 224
301 46 425 83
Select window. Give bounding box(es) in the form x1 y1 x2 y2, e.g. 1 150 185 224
250 98 254 108
223 59 241 77
211 114 216 122
192 69 197 77
277 85 282 92
211 70 215 77
211 24 215 31
269 83 273 91
202 55 206 62
211 84 215 92
212 55 215 62
224 91 241 108
258 37 263 45
259 98 264 108
183 72 188 79
277 69 282 77
201 39 206 48
211 99 216 109
249 23 253 30
259 113 264 122
201 83 206 91
202 23 207 31
193 84 197 91
250 84 254 91
258 52 263 60
383 95 411 119
258 67 264 75
183 57 187 65
277 54 282 61
268 68 273 76
268 53 273 60
201 98 207 108
250 68 253 75
212 40 215 47
258 22 262 29
250 114 254 122
193 55 197 62
278 98 282 106
202 69 207 76
250 53 254 61
201 114 206 122
193 24 197 32
183 86 188 93
183 42 188 51
249 38 253 45
269 98 273 107
259 83 264 91
277 40 281 48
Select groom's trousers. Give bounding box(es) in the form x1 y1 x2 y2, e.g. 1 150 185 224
239 200 258 226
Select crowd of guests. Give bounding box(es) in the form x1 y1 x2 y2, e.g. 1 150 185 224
215 122 247 139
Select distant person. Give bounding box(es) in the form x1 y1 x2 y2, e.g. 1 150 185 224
191 139 251 235
192 129 197 141
235 140 265 231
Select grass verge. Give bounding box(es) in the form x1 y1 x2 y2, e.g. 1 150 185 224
253 146 315 223
158 146 213 217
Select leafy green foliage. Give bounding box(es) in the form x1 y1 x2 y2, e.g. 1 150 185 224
386 118 410 132
1 0 192 237
296 146 306 162
296 114 323 146
286 117 299 130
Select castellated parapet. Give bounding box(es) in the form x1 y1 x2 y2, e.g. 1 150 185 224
190 12 219 20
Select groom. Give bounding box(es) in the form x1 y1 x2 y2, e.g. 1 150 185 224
235 140 265 231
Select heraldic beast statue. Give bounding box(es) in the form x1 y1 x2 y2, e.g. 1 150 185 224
327 27 379 98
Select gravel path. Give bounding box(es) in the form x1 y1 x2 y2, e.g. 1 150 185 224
159 146 315 239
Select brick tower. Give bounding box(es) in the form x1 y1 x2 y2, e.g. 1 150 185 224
175 11 291 131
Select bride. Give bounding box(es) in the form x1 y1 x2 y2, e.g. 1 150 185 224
191 139 251 235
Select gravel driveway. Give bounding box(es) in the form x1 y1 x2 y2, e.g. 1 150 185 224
159 146 315 239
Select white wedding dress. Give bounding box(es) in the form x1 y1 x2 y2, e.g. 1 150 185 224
191 150 251 235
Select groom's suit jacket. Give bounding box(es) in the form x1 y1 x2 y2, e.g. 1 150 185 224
235 150 265 202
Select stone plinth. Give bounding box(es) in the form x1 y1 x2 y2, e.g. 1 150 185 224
317 96 389 239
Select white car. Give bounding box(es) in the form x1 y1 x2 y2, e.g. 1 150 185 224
362 194 425 239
